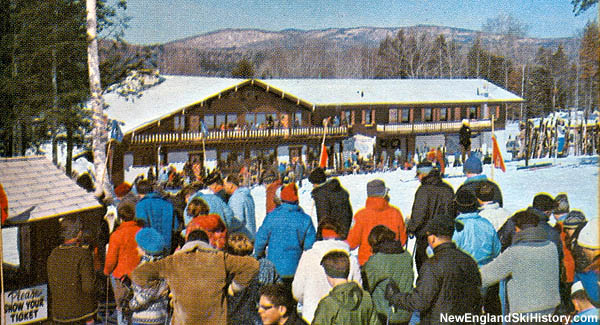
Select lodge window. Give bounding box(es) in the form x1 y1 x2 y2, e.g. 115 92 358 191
424 108 433 122
439 108 448 121
204 114 215 130
256 113 266 127
469 106 477 119
341 110 352 126
227 114 237 128
389 108 399 123
401 109 410 123
294 112 302 126
216 114 226 129
174 115 185 131
363 109 372 125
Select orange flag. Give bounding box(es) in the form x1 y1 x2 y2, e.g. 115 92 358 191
0 183 8 225
492 135 506 172
319 144 328 168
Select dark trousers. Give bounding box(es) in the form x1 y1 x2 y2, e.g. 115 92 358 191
415 236 429 272
483 283 502 324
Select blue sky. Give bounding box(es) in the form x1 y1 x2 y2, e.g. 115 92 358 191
120 0 598 45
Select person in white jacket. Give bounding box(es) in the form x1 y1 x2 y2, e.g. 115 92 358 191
292 219 362 323
477 181 511 231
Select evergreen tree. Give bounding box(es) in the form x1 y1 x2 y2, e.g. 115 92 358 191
231 58 255 78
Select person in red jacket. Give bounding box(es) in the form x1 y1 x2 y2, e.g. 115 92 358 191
104 201 142 325
346 179 407 265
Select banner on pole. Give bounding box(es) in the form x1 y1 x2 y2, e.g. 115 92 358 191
319 144 328 168
492 135 506 172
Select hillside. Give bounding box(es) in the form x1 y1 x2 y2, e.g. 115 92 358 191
163 25 574 50
119 25 579 77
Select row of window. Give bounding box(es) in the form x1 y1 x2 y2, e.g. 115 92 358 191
171 106 484 131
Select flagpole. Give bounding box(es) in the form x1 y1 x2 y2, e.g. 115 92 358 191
491 114 495 181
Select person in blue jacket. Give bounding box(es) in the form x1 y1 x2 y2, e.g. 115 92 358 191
255 182 316 287
183 189 234 232
135 179 177 252
452 186 502 318
452 187 501 267
225 173 256 240
570 281 599 325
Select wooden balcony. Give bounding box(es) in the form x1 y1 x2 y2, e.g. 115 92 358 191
130 126 349 145
376 119 493 135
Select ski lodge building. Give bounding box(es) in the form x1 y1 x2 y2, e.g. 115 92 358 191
105 76 523 184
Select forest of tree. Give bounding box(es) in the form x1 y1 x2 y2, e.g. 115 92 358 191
0 0 153 170
152 16 598 122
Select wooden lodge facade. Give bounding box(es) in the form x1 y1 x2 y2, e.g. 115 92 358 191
105 77 523 184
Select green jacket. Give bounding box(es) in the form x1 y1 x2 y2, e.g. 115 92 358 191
362 241 414 323
312 282 380 325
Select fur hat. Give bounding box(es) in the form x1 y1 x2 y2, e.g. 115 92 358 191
463 156 482 174
135 228 166 255
554 193 569 215
424 216 456 237
578 218 599 249
308 167 327 185
454 188 478 213
476 182 496 203
563 210 587 229
280 183 298 203
367 179 389 197
532 193 557 212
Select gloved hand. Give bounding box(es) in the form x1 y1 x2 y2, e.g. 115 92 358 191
384 280 401 302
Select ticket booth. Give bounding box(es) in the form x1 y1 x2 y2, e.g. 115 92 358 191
1 156 105 324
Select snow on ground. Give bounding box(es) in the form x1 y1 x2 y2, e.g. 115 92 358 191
247 155 598 232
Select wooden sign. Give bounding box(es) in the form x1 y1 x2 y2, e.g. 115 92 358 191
4 284 47 324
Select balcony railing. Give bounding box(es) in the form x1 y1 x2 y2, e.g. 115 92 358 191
376 119 492 135
130 126 349 145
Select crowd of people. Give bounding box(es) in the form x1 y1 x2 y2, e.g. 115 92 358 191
46 153 599 325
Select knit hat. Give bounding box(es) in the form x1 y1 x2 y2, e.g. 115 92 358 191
135 228 166 255
280 183 298 203
454 188 478 212
571 281 585 295
563 210 587 229
578 218 599 249
308 168 326 185
554 193 569 215
367 179 389 197
114 182 132 197
532 193 557 212
424 216 456 237
463 156 482 174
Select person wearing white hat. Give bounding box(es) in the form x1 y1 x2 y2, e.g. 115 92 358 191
574 218 600 305
570 281 599 325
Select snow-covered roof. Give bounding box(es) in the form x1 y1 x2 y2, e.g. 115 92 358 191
104 76 523 134
104 76 246 134
261 78 523 106
0 156 103 225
